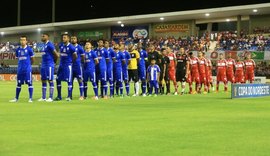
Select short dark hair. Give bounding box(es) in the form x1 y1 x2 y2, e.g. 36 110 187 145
20 35 27 40
161 48 166 52
62 34 70 39
42 33 49 37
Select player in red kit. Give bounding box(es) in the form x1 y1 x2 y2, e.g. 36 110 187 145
203 52 214 92
226 53 235 84
234 56 245 83
197 51 208 94
167 47 178 95
216 53 228 92
188 52 200 94
244 54 256 83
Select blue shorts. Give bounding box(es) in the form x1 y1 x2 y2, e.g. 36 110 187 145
40 66 54 81
57 65 72 83
122 69 129 81
17 71 32 84
107 66 113 82
96 69 107 82
83 70 96 83
113 67 123 82
149 80 159 88
73 66 83 80
138 67 146 81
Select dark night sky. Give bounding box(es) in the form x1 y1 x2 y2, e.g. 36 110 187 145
0 0 269 28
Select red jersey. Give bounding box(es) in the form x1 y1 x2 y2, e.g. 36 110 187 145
217 59 227 74
167 52 176 70
245 59 256 73
226 58 235 74
235 61 245 83
206 58 212 75
189 57 199 74
198 57 207 74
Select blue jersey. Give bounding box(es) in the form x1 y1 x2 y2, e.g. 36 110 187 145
139 49 148 69
59 43 76 66
106 47 115 68
40 41 55 67
84 50 97 71
16 46 34 72
95 47 109 70
121 50 131 70
114 51 125 69
147 65 160 81
73 44 85 68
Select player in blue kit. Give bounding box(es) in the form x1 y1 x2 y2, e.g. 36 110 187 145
10 36 35 102
119 44 131 96
147 59 160 97
137 43 148 96
38 33 58 102
71 36 85 100
95 39 109 99
54 34 77 101
83 41 99 100
104 40 115 98
113 44 126 97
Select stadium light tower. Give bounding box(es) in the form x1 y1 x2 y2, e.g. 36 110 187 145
17 0 21 26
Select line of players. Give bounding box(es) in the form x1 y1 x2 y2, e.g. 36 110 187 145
9 33 256 102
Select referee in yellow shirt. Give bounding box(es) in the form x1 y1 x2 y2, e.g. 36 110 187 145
128 44 140 96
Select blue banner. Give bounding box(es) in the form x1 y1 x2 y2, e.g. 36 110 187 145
111 26 148 40
231 83 270 98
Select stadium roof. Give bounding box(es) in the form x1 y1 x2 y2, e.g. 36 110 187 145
1 3 270 35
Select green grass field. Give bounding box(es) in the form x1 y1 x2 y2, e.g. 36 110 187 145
1 81 270 156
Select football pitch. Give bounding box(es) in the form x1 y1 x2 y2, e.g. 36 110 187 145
0 81 270 156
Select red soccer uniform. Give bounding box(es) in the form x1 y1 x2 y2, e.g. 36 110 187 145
189 57 200 83
167 52 176 81
206 58 213 83
216 59 227 83
198 57 207 83
226 58 235 83
244 59 256 83
235 61 245 83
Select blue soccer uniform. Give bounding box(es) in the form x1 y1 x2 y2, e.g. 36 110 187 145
71 44 85 99
113 50 125 97
11 45 34 102
56 43 76 101
40 41 56 101
121 50 131 95
83 49 98 99
138 49 148 95
95 47 109 97
106 47 116 97
147 64 160 96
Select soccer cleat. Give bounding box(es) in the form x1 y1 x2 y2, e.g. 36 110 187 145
92 96 99 100
54 97 62 101
66 97 71 101
79 96 84 101
9 98 18 103
46 98 53 102
28 99 33 103
103 96 108 100
203 91 208 94
174 92 178 95
38 98 46 102
148 94 152 97
142 94 146 97
154 94 157 97
120 95 124 98
192 91 197 95
180 92 184 95
132 94 138 97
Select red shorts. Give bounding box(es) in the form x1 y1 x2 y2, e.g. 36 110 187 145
235 74 245 83
200 73 207 83
191 72 200 83
217 74 227 83
168 69 176 81
227 73 235 83
245 72 254 81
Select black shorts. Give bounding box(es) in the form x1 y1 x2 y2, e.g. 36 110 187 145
128 69 138 82
176 69 186 82
160 70 169 82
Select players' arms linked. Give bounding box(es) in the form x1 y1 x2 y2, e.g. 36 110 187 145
53 49 59 64
31 57 35 65
72 53 78 63
95 58 99 65
81 54 85 64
